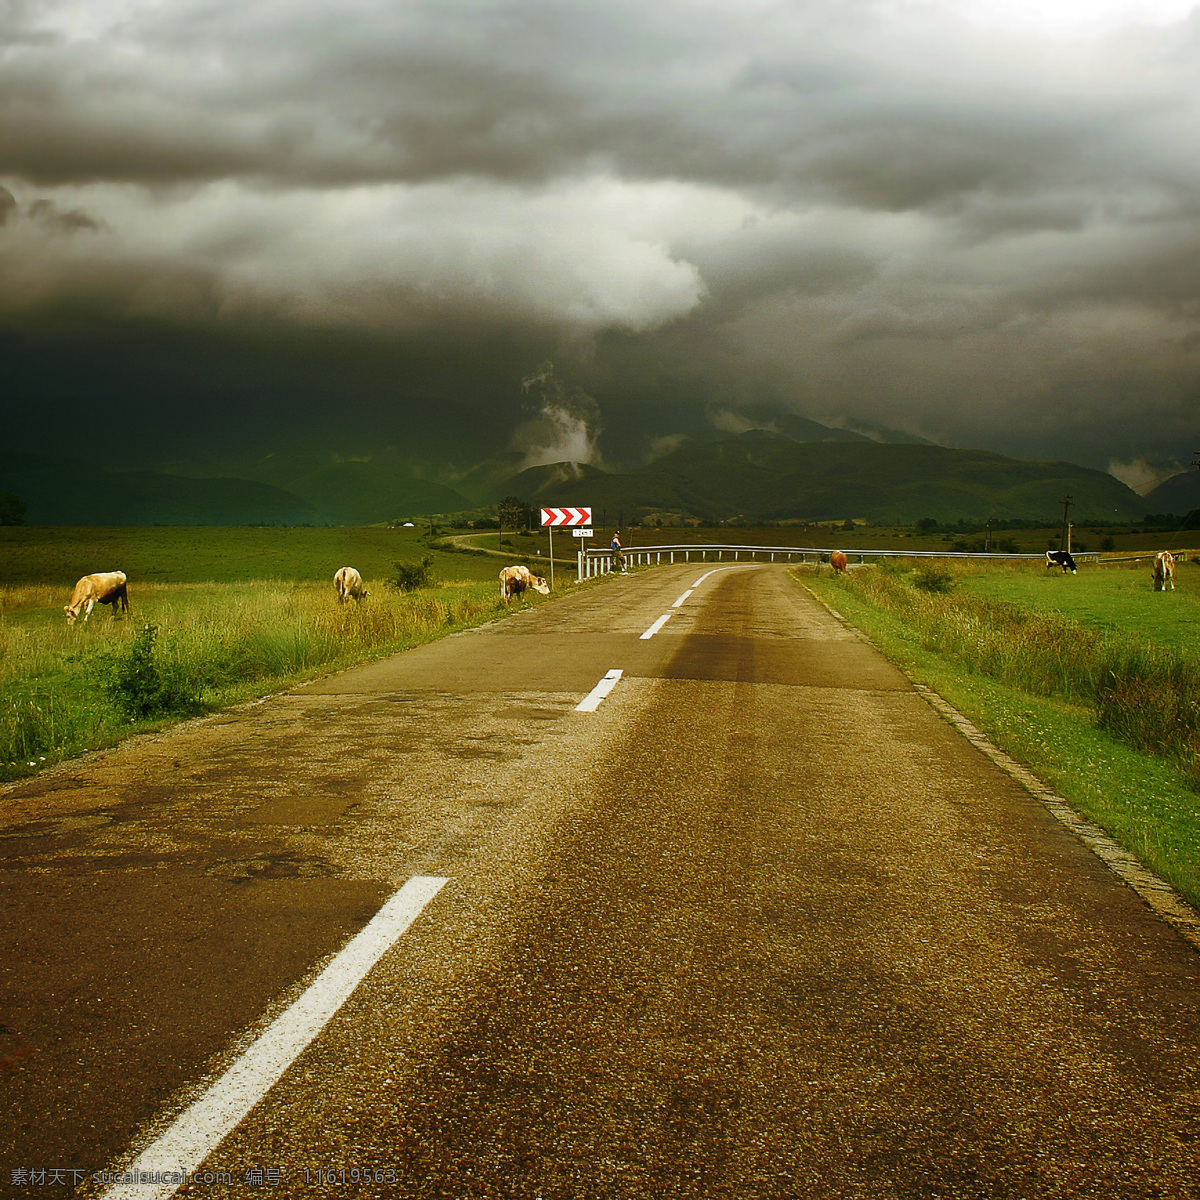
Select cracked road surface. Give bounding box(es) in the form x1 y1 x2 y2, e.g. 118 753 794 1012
2 565 1198 1197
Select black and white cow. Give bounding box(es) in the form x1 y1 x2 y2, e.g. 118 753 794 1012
1045 550 1077 574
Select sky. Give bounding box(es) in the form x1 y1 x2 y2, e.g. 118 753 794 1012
3 0 1199 487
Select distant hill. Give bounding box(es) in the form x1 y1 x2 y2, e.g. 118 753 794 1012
724 408 933 446
496 440 1150 524
264 457 470 526
0 452 324 527
0 448 474 527
1143 471 1200 515
2 437 1154 528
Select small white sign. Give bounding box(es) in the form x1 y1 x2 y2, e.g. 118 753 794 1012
572 527 593 538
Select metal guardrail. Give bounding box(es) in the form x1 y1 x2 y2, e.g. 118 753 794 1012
575 543 1109 580
575 543 1200 580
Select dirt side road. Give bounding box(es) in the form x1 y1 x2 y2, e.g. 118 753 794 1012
2 565 1198 1198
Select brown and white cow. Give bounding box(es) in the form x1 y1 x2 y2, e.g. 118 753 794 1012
1153 550 1176 592
829 551 849 573
499 564 550 603
64 571 129 625
334 566 370 604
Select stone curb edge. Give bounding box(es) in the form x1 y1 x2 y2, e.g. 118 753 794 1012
802 582 1200 954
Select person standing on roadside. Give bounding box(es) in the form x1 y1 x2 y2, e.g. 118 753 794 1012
611 530 626 572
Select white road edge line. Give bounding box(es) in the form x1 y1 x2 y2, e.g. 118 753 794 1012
97 876 449 1200
575 668 623 712
640 614 672 640
671 589 694 608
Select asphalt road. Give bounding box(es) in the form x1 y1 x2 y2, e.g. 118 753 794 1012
2 565 1198 1198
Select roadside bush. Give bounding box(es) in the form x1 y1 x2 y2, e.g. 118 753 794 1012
391 556 436 592
101 624 204 719
913 565 956 594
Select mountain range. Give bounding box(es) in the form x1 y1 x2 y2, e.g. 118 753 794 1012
0 419 1174 527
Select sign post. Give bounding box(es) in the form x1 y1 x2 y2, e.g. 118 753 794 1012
540 507 593 591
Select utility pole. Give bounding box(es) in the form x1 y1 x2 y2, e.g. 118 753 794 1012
1059 495 1073 553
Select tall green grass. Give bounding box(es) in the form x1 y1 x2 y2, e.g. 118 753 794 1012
821 561 1200 786
0 580 511 779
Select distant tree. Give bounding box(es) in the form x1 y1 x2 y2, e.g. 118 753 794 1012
841 517 856 531
498 495 530 538
915 517 938 534
0 491 26 526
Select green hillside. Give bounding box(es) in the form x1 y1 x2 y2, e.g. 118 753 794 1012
500 438 1150 524
0 449 472 527
1144 471 1200 516
227 451 470 524
0 452 324 527
280 459 469 525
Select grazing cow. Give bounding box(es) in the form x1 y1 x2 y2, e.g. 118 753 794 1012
334 566 369 604
830 551 849 574
1153 550 1176 592
499 564 550 603
64 571 128 625
1046 550 1078 574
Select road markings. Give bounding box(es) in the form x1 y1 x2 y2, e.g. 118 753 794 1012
576 668 623 712
97 876 449 1200
691 565 753 587
640 614 673 640
671 588 694 607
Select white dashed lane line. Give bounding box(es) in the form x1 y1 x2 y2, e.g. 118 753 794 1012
97 876 449 1200
671 589 694 607
640 614 673 640
575 668 624 712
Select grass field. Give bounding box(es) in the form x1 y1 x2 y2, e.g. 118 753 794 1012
0 526 565 781
806 556 1200 911
955 556 1200 652
0 524 550 586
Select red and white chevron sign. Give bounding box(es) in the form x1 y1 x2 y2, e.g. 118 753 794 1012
540 506 592 527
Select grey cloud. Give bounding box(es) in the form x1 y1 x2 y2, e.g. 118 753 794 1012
3 0 1200 475
26 198 101 231
0 0 1160 197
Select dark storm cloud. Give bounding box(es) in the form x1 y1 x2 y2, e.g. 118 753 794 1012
3 0 1200 475
6 0 1175 201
